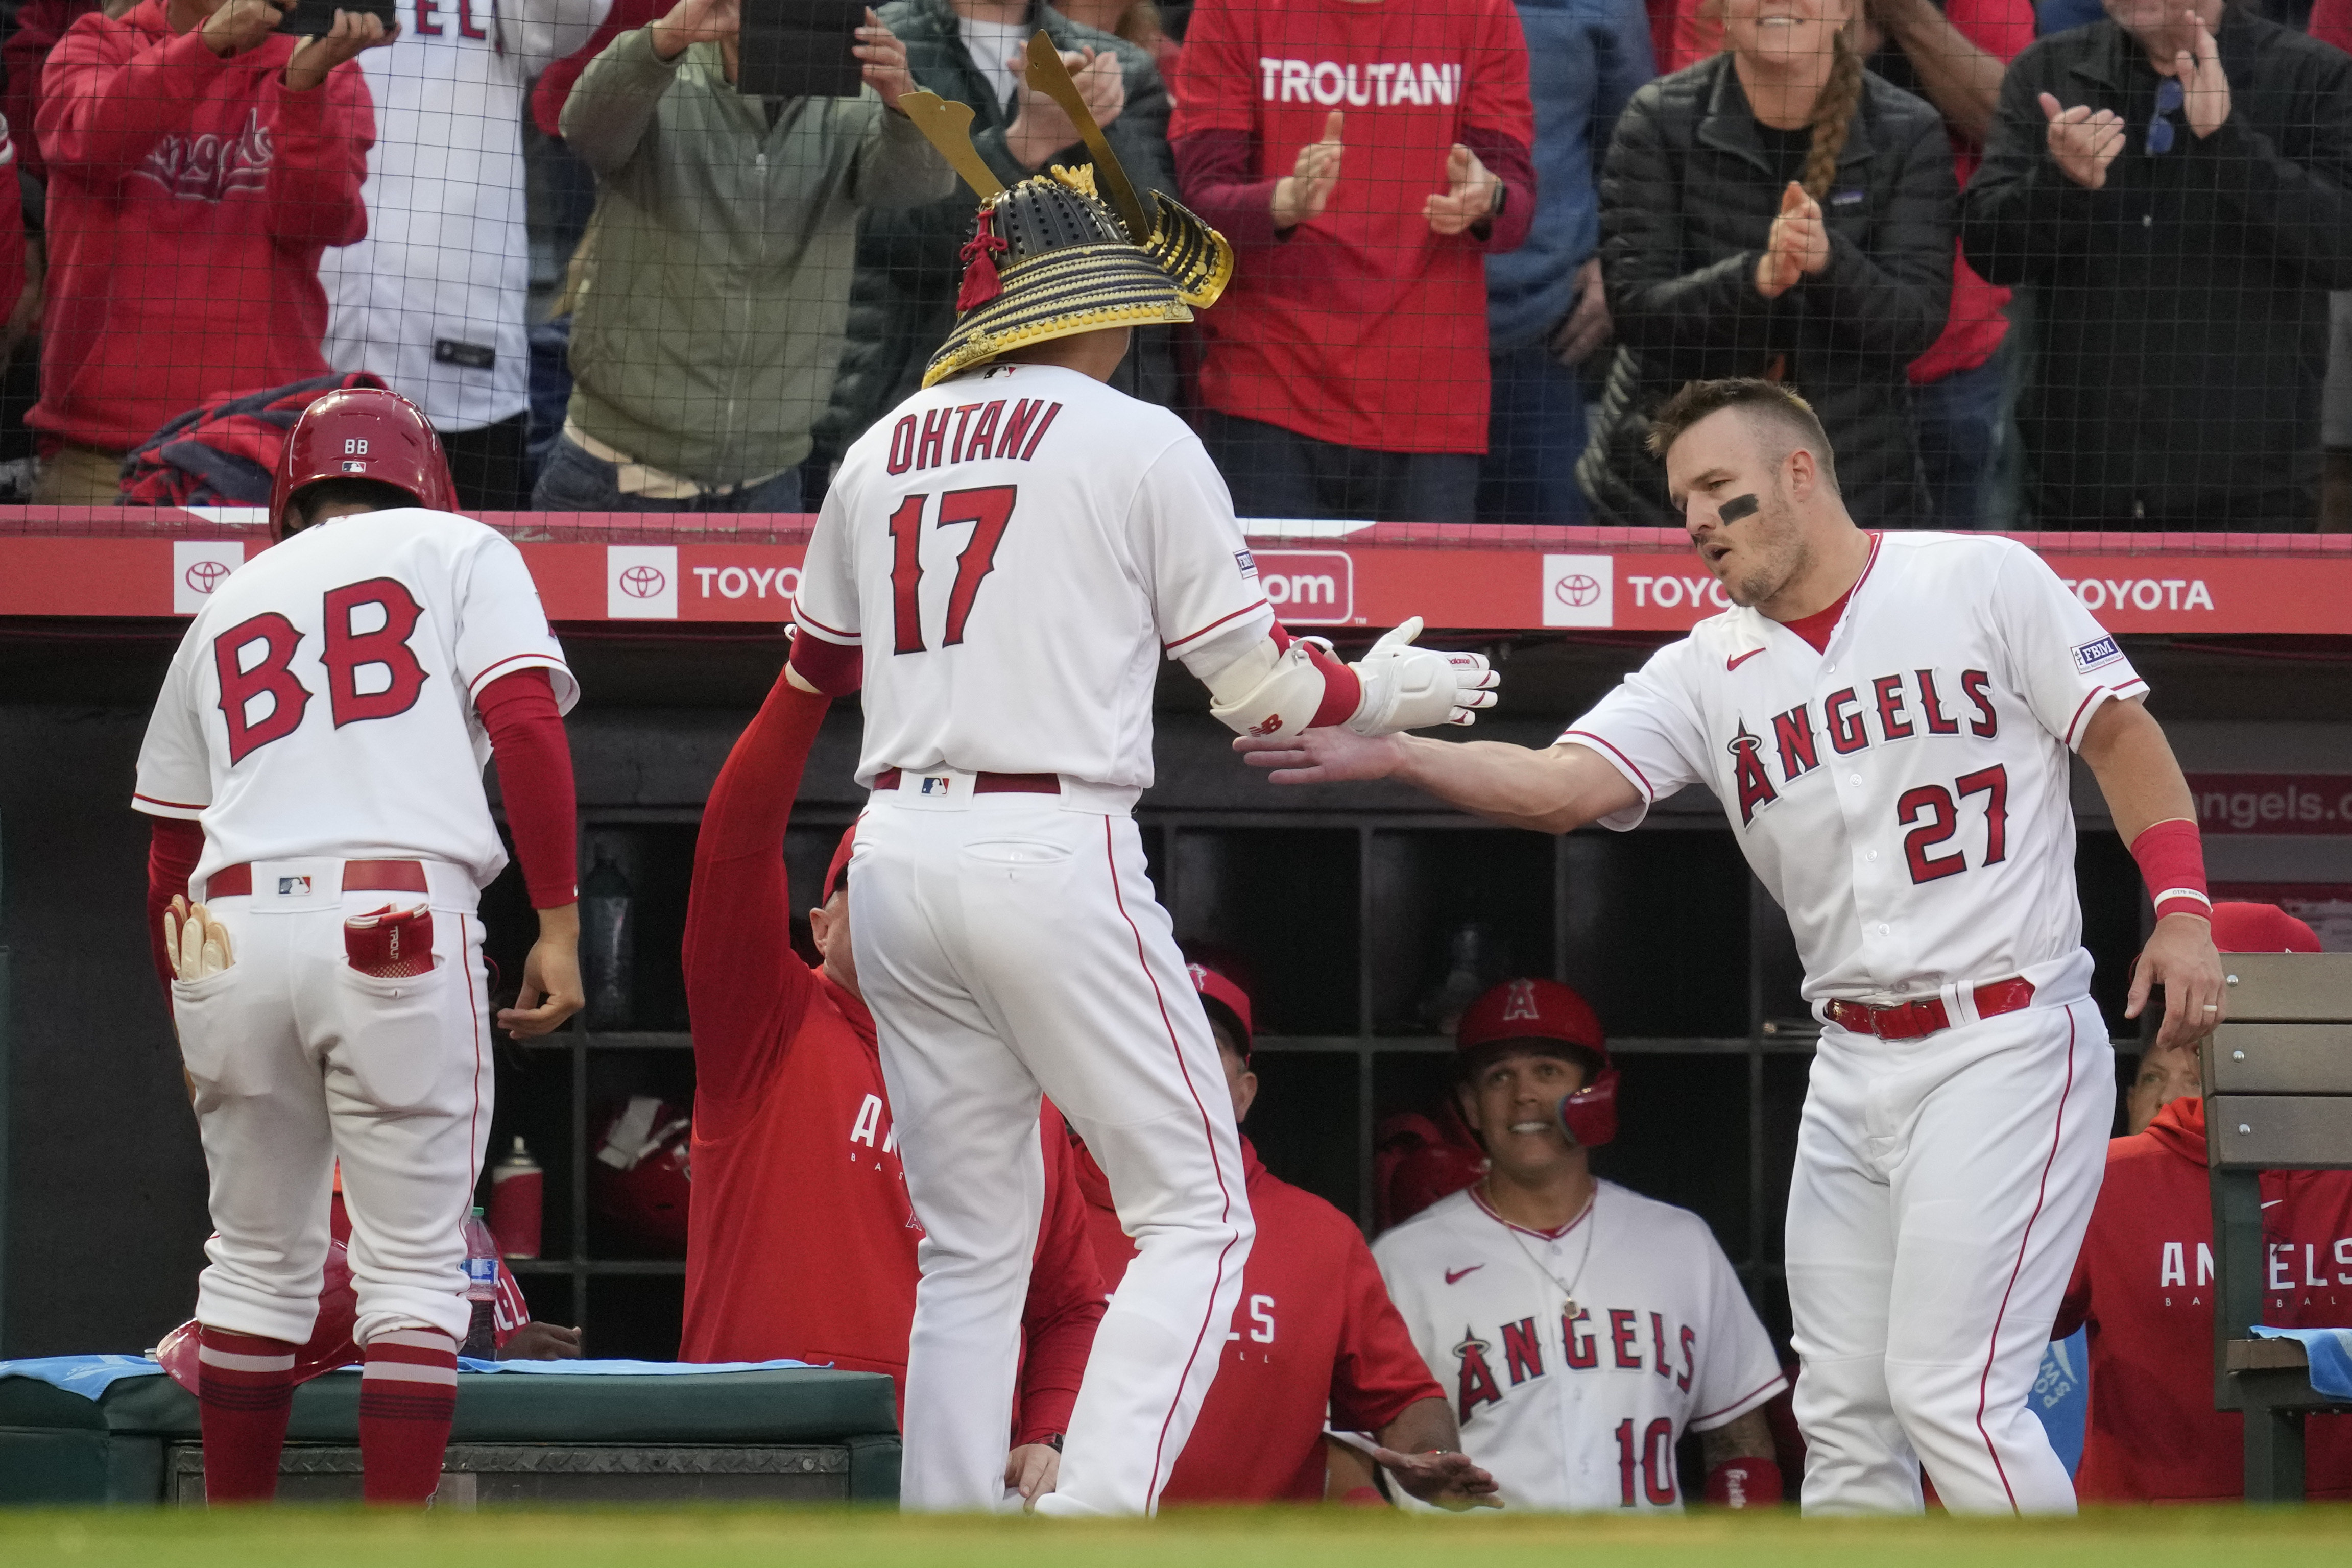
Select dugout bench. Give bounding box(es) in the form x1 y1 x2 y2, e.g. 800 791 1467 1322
2205 951 2352 1503
0 1363 901 1506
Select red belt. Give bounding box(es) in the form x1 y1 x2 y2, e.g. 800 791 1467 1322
872 768 1060 795
1823 976 2037 1042
206 859 429 899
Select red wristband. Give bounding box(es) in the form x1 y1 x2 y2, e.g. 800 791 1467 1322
2129 818 2211 923
1703 1456 1782 1508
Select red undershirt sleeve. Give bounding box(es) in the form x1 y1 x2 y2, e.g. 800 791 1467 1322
1459 126 1537 254
476 668 580 910
147 816 204 997
1172 128 1283 249
683 667 832 1111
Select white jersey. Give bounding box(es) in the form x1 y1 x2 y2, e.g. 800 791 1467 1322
319 0 609 431
1373 1184 1785 1512
793 363 1274 789
133 510 577 891
1565 532 2147 1006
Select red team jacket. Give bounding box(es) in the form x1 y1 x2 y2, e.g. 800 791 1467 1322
1078 1138 1443 1501
680 669 1105 1445
2054 1096 2352 1501
34 3 373 453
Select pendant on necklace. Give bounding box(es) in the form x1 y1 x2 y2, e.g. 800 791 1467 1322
1561 1297 1577 1318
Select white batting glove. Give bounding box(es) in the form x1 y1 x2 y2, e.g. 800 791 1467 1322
1345 617 1498 736
165 896 236 982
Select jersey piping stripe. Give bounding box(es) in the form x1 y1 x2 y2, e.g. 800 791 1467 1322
1103 816 1244 1512
132 791 207 812
1468 1181 1594 1243
1561 729 1655 801
2061 677 2147 749
464 913 487 1200
1971 1003 2080 1514
466 651 566 699
1691 1369 1789 1428
1164 598 1270 655
793 608 860 643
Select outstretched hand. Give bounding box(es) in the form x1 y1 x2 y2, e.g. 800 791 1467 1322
2126 911 2226 1052
1234 727 1406 784
1369 1444 1503 1510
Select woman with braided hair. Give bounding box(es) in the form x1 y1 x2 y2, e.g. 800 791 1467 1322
1577 0 1954 526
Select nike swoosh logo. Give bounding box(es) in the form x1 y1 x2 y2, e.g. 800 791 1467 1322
1726 648 1766 672
2262 1199 2284 1209
1445 1266 1483 1285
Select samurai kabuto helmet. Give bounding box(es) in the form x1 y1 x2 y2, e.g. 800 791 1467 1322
900 33 1234 389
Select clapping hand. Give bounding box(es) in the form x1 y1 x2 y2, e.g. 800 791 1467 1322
284 7 397 91
2167 10 2230 139
1424 141 1499 237
2038 90 2125 189
1005 44 1126 169
1755 180 1827 299
1273 109 1343 230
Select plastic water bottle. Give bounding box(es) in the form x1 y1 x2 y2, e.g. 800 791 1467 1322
580 847 635 1030
488 1137 543 1259
461 1207 499 1359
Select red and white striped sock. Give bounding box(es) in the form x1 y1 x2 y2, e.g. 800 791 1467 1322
196 1325 297 1504
358 1327 459 1505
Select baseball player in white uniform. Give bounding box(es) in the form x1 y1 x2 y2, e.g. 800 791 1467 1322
1243 378 2227 1516
319 0 610 505
786 59 1497 1516
133 388 583 1504
1374 978 1785 1512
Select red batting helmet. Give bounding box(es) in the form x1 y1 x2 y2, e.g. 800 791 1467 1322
1457 977 1618 1149
588 1096 692 1255
270 386 459 540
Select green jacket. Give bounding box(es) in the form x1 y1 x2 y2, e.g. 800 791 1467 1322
561 29 955 486
815 0 1174 462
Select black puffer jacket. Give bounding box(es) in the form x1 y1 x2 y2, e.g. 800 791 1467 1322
1579 56 1954 526
815 0 1173 464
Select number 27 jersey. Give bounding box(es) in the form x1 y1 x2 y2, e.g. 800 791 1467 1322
792 363 1273 790
1565 532 2146 1004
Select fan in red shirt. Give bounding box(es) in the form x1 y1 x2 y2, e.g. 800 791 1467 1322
2052 902 2352 1503
1170 0 1534 524
1073 961 1498 1507
32 0 382 503
682 658 1107 1506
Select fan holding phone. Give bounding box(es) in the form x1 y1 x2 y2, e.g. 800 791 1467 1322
207 0 399 88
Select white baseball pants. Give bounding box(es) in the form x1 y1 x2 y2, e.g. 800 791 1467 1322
849 780 1253 1516
1787 955 2112 1516
173 858 492 1348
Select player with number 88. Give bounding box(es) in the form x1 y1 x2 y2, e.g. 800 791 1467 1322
1240 378 2225 1515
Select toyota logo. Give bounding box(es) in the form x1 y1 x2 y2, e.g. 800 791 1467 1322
1553 573 1601 608
618 564 668 599
184 560 232 595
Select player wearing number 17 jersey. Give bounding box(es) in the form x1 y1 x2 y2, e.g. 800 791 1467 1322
1241 379 2226 1516
788 58 1497 1518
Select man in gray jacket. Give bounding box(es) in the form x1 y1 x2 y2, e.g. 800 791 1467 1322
537 0 954 512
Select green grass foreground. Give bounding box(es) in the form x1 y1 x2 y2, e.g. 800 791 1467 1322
2 1503 2348 1568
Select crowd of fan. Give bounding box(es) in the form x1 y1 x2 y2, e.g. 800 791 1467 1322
2 0 2349 528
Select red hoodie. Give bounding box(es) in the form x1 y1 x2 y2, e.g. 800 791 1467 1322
2054 1096 2352 1502
33 2 373 453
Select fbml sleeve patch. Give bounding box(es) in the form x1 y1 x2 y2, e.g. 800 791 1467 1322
2070 635 2122 673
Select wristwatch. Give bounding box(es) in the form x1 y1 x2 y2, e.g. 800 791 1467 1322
1489 181 1507 217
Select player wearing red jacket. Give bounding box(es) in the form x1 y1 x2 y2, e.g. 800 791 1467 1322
33 0 385 501
1076 963 1497 1508
2053 902 2352 1502
682 659 1108 1506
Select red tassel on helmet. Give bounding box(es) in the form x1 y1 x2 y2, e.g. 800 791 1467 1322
956 208 1010 312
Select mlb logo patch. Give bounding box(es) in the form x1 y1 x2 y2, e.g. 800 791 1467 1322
2071 635 2122 673
278 875 313 896
342 459 367 473
920 776 953 797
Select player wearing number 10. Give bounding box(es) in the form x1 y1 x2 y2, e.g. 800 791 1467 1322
1241 378 2227 1516
788 44 1498 1517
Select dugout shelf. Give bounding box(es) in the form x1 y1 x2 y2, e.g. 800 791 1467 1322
0 1365 901 1506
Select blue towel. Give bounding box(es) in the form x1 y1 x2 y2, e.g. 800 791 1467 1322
2251 1326 2352 1401
2026 1330 2089 1476
0 1353 813 1402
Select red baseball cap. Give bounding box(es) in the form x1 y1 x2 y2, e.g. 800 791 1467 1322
1188 962 1253 1055
1457 977 1606 1065
823 822 857 904
2209 901 2322 954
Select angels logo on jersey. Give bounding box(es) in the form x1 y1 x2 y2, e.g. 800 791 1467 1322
1451 1304 1696 1426
1726 665 1998 827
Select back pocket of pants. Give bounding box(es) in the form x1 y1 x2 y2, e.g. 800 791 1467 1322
334 963 458 1113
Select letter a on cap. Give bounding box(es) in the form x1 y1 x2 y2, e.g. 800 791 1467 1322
1502 980 1541 1023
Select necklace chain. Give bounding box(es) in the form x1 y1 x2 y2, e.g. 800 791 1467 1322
1482 1179 1598 1317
